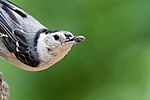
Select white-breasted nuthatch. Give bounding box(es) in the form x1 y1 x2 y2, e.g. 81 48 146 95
0 0 85 71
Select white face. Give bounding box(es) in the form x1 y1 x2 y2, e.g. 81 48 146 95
45 31 74 47
36 30 85 63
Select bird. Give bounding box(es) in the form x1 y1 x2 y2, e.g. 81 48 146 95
0 0 85 71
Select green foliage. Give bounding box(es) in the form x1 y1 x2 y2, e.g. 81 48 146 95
1 0 150 100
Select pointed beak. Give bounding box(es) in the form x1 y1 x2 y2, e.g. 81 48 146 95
64 36 86 44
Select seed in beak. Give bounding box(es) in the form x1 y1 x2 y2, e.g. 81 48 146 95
64 35 85 44
74 36 85 43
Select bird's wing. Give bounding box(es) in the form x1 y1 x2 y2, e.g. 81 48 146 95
0 0 41 67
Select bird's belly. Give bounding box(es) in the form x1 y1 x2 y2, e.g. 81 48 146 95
0 45 73 71
0 37 72 71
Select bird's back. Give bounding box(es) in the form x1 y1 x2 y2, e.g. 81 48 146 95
0 0 46 42
0 0 46 67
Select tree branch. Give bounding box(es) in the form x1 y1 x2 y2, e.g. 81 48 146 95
0 72 9 100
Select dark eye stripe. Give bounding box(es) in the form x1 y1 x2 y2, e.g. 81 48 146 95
64 34 72 39
65 34 72 37
48 30 59 34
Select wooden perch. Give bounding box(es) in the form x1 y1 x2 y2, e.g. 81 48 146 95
0 72 9 100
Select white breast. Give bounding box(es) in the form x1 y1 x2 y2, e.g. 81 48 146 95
0 44 72 71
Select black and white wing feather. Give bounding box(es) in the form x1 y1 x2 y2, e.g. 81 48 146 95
0 0 45 67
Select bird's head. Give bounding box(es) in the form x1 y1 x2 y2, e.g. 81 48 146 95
45 30 85 46
36 30 85 62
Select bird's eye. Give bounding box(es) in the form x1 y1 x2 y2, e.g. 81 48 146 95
53 35 60 40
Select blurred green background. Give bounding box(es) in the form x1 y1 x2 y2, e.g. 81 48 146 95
1 0 150 100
